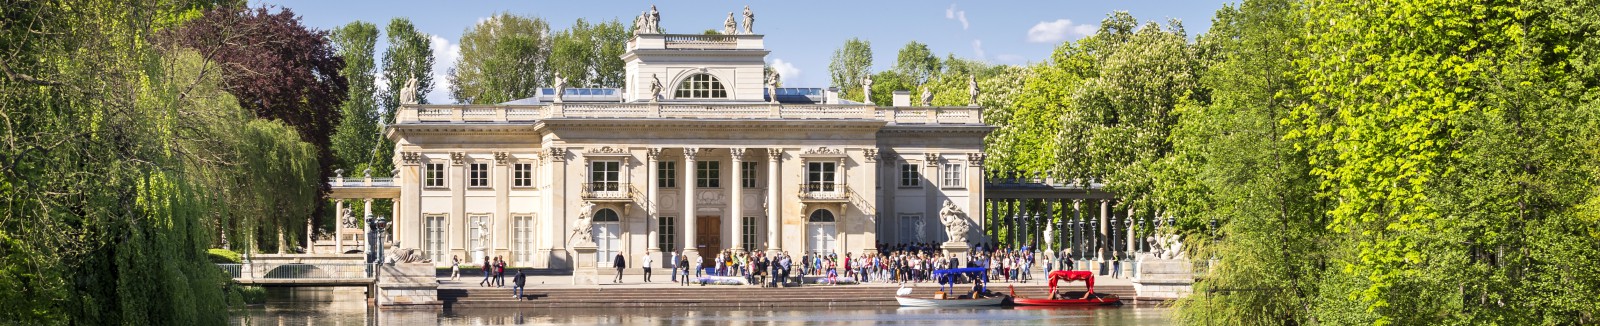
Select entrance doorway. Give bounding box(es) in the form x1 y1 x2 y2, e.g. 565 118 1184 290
695 215 721 268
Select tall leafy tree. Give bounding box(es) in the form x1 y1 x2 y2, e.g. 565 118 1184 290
828 38 872 101
894 41 939 86
547 18 629 88
376 17 434 177
450 13 550 104
329 21 381 172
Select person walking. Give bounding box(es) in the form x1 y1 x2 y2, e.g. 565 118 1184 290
450 255 461 281
511 270 526 301
479 257 493 287
642 252 654 282
613 252 627 283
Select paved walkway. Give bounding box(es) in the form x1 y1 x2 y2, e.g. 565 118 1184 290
437 272 1138 290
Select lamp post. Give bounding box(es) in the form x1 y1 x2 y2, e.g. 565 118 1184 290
366 215 390 265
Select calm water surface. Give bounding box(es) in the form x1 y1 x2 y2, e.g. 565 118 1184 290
231 302 1173 325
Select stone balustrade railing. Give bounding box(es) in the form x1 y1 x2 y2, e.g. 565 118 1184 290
331 176 397 187
396 104 983 125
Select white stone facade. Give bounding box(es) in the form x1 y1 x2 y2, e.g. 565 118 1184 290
384 32 992 270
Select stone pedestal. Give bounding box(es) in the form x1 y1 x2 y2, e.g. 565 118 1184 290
571 244 599 285
942 241 970 261
1133 255 1194 300
376 263 441 308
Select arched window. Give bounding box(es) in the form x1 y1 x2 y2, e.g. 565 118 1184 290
674 73 728 99
592 208 622 263
807 209 837 255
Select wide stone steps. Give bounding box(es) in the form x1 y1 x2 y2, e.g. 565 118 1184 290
441 284 1139 308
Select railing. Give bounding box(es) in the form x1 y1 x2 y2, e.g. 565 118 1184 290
329 176 398 187
394 104 983 125
581 182 635 201
219 263 243 279
664 34 736 49
798 183 850 201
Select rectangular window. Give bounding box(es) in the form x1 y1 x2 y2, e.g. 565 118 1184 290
424 163 446 188
658 216 676 252
742 216 758 252
424 215 447 263
741 161 759 188
900 163 922 187
696 161 720 188
590 161 620 191
513 163 533 187
657 161 676 188
513 215 535 265
942 163 964 188
806 161 837 192
469 163 489 187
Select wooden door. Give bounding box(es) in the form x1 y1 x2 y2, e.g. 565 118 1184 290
696 216 721 267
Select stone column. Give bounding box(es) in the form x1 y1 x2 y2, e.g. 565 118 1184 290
335 199 345 253
646 148 661 258
729 148 745 253
765 148 782 254
1127 208 1136 257
682 148 699 267
1099 199 1110 262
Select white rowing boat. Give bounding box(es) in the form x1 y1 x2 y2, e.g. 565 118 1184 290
893 286 1006 307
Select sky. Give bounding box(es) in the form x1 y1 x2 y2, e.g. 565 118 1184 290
252 0 1235 104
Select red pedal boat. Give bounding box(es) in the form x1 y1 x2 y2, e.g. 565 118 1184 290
1010 270 1121 306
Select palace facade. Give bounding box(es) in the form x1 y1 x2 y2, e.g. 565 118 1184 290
382 29 992 270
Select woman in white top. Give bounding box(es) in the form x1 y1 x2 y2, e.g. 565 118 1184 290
450 255 461 280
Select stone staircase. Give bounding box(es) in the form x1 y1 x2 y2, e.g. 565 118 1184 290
439 283 1139 308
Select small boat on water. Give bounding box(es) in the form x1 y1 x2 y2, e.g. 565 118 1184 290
894 267 1007 307
1010 270 1121 307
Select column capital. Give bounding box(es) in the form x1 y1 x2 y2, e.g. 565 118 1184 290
924 152 941 167
494 151 512 165
646 147 663 160
729 148 746 161
967 153 986 167
546 148 568 162
450 152 467 165
683 147 701 161
401 152 422 165
766 148 783 161
863 148 878 163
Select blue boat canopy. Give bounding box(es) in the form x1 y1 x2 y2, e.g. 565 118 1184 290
932 267 987 276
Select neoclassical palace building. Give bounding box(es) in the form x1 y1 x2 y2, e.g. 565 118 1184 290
377 24 991 269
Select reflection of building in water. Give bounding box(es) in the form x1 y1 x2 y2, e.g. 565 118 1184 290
379 12 990 271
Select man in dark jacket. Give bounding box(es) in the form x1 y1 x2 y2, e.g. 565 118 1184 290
613 252 627 283
511 270 527 301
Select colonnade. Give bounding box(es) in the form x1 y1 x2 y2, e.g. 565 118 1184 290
981 197 1152 261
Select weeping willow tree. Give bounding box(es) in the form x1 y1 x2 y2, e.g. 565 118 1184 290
0 0 329 324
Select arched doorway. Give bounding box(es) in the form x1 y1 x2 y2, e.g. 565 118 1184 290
592 208 621 264
807 209 837 255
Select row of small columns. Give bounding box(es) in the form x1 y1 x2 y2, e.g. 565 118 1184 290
984 198 1149 260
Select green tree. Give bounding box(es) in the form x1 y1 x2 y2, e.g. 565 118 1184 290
329 21 381 172
894 41 939 86
450 13 551 104
376 17 434 177
828 38 872 101
548 18 630 88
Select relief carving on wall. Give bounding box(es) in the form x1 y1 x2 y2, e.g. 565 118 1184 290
803 146 843 156
696 190 725 205
589 146 629 155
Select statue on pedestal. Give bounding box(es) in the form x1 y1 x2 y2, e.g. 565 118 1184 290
862 74 874 103
741 6 755 34
649 74 664 102
475 219 490 260
766 70 780 103
968 74 980 106
570 201 597 245
648 5 661 33
552 71 566 103
634 11 647 36
399 77 418 105
940 200 969 243
921 86 933 106
723 12 737 35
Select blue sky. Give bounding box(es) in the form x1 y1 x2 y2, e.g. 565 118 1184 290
253 1 1235 104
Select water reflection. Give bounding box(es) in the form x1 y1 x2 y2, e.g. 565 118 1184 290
232 304 1170 325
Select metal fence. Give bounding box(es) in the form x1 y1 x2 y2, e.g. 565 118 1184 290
220 263 375 280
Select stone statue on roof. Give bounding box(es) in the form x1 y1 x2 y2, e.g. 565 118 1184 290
921 86 933 106
862 74 874 103
968 74 980 106
649 74 663 102
648 5 661 33
766 70 780 103
553 71 566 103
399 77 418 105
634 11 647 35
724 12 737 35
742 6 755 34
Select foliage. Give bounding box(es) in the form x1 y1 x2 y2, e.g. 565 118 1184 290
450 13 551 105
208 248 243 263
893 41 939 86
549 18 629 88
828 38 873 101
329 21 382 174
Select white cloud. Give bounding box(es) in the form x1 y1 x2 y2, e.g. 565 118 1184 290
768 58 800 84
945 4 969 30
427 34 461 104
995 54 1026 64
971 39 985 59
1026 19 1097 43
